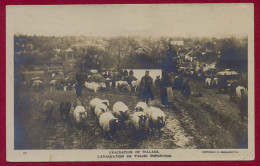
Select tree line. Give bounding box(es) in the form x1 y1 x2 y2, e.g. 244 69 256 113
14 35 248 73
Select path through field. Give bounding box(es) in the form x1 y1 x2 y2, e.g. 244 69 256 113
14 79 247 149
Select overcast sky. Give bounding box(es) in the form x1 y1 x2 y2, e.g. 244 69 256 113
7 4 253 38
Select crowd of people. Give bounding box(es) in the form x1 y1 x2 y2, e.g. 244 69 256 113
72 44 192 110
22 43 246 121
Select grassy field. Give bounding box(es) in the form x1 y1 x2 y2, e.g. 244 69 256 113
14 75 248 149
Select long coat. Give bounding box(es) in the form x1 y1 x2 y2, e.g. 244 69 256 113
138 76 154 101
181 80 191 98
162 46 178 74
75 72 84 98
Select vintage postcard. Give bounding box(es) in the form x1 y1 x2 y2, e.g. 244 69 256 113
6 4 254 161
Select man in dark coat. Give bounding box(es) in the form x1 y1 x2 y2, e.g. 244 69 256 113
75 71 85 98
162 44 178 74
139 71 154 104
161 44 178 107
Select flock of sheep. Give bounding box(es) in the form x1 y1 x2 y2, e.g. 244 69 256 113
42 98 166 140
84 80 138 93
204 77 248 102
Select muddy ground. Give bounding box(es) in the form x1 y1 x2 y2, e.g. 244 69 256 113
14 79 247 149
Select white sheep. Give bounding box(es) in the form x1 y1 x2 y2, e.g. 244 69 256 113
143 106 153 116
73 105 88 128
94 103 109 119
90 69 98 74
85 82 100 92
235 86 248 100
112 101 129 126
50 79 57 86
42 100 55 122
115 81 130 92
99 112 118 139
49 79 57 92
32 80 44 92
131 112 148 139
102 99 109 107
89 98 109 114
143 106 166 136
212 78 218 88
205 78 212 88
135 102 148 112
51 73 56 78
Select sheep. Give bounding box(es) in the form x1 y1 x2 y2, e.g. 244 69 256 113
99 112 118 139
42 100 55 122
143 106 153 116
131 112 148 139
94 103 109 119
205 78 212 89
60 101 72 120
90 69 98 74
212 78 218 89
50 79 57 86
143 106 166 137
235 86 248 100
85 82 100 92
102 99 109 107
89 98 101 113
112 101 129 127
51 73 56 78
89 98 109 114
135 102 148 112
85 82 106 92
115 81 131 92
49 80 57 92
73 105 88 129
32 80 44 92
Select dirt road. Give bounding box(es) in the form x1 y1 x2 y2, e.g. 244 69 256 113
14 81 247 149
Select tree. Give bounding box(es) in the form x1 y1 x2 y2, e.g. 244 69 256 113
75 46 116 71
216 37 248 72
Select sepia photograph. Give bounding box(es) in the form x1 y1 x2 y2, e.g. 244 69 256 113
6 4 254 161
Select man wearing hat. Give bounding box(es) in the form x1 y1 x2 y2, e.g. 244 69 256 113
139 71 154 104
